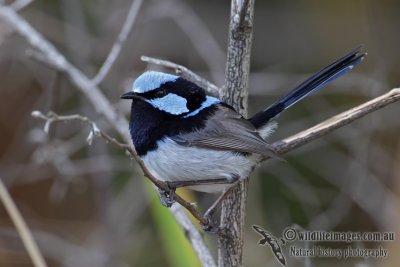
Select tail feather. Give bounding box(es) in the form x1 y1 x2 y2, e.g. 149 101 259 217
249 46 366 129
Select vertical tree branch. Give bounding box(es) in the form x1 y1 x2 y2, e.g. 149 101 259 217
218 0 255 266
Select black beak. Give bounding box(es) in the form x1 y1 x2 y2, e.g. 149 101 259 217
120 91 144 100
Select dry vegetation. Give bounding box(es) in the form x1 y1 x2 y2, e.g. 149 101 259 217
0 0 399 266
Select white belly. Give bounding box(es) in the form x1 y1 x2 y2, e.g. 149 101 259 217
142 138 259 193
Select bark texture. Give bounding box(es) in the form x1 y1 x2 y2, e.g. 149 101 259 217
218 1 255 266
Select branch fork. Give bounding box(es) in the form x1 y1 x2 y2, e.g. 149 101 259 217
30 110 214 228
2 0 400 266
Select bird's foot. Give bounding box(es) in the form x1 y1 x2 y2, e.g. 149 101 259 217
157 185 176 207
201 214 223 234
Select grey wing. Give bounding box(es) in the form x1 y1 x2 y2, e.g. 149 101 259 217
171 105 279 158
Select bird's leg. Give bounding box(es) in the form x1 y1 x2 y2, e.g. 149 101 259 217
202 176 240 234
202 185 238 234
158 176 240 234
157 178 231 208
159 178 232 207
204 185 236 221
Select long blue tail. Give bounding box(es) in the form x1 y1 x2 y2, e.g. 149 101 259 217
249 46 366 129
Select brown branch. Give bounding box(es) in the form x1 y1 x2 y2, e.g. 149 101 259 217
270 88 400 156
30 89 400 266
30 111 208 226
219 0 255 266
5 2 399 266
141 56 220 96
0 178 48 267
28 86 400 224
0 6 216 266
0 6 128 137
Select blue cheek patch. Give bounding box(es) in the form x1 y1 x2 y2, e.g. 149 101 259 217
146 93 189 115
133 71 178 93
184 96 220 118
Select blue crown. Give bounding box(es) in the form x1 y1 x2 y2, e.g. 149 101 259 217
132 71 178 93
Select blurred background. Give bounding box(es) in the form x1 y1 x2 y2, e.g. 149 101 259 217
0 0 399 266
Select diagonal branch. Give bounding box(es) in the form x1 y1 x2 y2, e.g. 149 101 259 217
30 89 400 265
0 6 215 267
30 110 216 267
0 178 48 267
30 111 209 226
171 205 217 267
270 88 400 156
0 5 128 137
91 0 143 85
30 85 400 228
3 2 399 267
141 56 220 96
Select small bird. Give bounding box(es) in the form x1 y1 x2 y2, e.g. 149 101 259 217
121 47 365 215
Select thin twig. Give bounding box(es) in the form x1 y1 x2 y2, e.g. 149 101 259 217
4 3 399 266
9 0 34 11
270 88 400 156
30 111 209 225
0 6 216 266
0 6 128 136
30 110 218 265
0 178 48 267
91 0 143 85
141 56 220 96
29 86 400 226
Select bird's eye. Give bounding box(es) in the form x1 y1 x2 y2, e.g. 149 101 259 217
154 89 166 98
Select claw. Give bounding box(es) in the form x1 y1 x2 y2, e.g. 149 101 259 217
201 214 222 234
157 187 176 207
202 224 223 234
